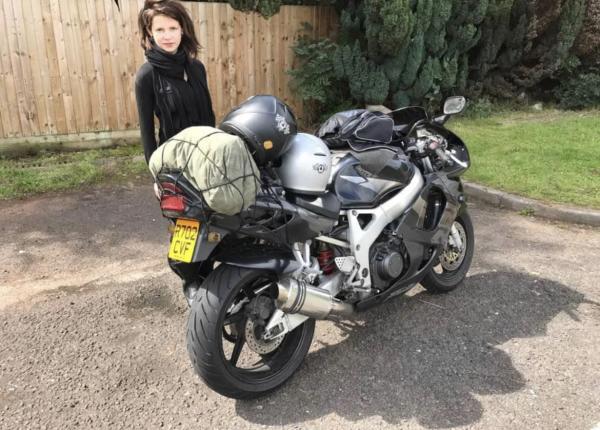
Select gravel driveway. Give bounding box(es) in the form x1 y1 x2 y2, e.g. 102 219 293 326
0 184 599 429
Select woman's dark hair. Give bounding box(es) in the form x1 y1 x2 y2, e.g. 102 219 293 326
138 0 200 58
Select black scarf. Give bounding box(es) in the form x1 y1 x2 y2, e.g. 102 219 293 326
146 45 215 141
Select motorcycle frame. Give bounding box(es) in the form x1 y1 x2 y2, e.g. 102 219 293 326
344 168 424 290
262 170 464 335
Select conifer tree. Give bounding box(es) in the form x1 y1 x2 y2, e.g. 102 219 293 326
440 54 458 92
573 0 600 66
512 0 586 88
338 8 363 46
470 0 514 82
425 0 452 56
228 0 282 16
431 0 486 99
467 0 520 97
409 56 438 100
333 40 389 104
495 0 531 69
399 32 426 89
286 0 595 112
224 0 340 18
383 55 407 94
364 0 413 58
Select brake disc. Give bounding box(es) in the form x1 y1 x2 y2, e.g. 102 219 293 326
244 318 284 354
243 295 284 355
441 222 467 271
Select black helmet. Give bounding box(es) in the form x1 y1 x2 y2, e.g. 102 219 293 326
219 95 297 165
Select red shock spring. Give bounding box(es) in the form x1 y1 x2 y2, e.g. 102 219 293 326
317 245 336 275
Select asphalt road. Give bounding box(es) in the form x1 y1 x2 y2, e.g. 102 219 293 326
0 184 599 430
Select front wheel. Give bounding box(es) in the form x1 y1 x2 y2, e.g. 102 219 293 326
186 265 315 399
421 210 474 293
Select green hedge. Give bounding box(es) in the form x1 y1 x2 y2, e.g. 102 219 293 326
284 0 600 114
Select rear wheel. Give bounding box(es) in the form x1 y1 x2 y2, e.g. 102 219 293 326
421 210 474 293
186 265 315 399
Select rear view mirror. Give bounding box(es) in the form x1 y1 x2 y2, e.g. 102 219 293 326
443 96 466 115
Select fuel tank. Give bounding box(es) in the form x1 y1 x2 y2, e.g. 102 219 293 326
330 150 415 209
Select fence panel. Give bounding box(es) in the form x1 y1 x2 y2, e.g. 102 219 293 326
0 1 337 141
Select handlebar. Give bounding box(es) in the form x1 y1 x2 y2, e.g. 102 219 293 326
434 147 450 164
401 121 469 172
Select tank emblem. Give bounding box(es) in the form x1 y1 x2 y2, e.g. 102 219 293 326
313 163 327 174
275 114 290 135
263 140 273 150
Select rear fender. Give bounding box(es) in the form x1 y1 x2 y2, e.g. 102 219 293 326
167 224 228 284
189 225 229 262
169 231 300 283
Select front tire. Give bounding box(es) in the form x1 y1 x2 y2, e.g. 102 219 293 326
421 210 474 293
186 265 315 399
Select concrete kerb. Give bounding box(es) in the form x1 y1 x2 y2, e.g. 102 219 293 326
463 181 600 227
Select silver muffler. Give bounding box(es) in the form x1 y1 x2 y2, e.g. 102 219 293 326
276 276 355 319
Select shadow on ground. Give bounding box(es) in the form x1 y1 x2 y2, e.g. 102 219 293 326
236 270 586 429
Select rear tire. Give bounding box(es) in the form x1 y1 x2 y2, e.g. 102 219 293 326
186 265 315 399
421 210 474 293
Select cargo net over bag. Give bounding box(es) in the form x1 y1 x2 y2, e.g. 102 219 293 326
148 126 262 216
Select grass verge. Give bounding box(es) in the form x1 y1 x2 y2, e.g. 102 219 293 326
0 145 149 200
448 109 600 210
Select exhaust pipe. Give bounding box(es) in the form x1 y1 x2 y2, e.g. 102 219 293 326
276 276 355 319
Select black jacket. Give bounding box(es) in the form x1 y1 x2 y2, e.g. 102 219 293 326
135 60 215 162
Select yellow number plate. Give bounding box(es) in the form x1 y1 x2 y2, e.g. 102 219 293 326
168 219 200 263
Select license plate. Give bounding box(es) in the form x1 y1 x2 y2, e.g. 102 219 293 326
168 219 200 263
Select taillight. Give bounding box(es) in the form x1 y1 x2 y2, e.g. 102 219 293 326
158 182 186 213
160 195 185 212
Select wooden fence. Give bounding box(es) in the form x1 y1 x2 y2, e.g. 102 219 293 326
0 0 337 144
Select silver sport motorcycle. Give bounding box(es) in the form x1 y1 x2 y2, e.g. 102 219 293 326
154 95 473 399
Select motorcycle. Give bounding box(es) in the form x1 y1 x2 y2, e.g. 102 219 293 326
153 95 473 399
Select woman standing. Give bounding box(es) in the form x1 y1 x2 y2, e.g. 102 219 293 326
135 0 215 163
